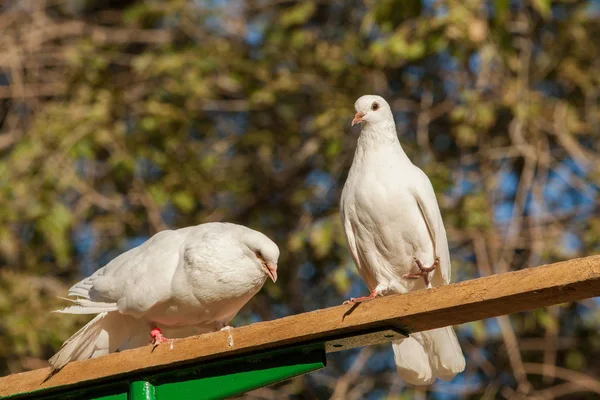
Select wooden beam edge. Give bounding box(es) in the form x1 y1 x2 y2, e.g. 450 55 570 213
1 255 599 397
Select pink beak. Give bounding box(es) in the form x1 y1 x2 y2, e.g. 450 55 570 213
265 262 278 283
352 111 365 126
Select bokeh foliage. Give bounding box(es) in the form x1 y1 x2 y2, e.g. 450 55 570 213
0 0 599 398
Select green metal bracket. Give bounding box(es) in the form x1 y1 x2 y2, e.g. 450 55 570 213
5 344 326 400
129 381 155 400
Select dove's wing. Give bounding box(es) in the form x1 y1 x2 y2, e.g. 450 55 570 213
411 167 451 286
340 200 360 268
340 201 367 286
65 229 186 316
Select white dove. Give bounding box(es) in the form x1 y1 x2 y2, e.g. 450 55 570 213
49 222 279 370
340 95 465 385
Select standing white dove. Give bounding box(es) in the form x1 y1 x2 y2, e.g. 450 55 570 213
49 222 279 370
340 95 465 385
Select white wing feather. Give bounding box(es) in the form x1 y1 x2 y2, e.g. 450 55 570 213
63 230 185 316
412 168 451 286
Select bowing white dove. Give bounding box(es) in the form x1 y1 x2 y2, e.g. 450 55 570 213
340 95 465 385
49 222 279 370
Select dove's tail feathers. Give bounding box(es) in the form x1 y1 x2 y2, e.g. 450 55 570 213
49 312 110 370
49 312 146 371
67 281 93 298
421 326 466 381
392 334 435 386
53 298 118 314
67 275 99 298
392 327 465 386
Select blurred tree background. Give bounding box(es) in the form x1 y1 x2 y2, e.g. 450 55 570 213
0 0 599 398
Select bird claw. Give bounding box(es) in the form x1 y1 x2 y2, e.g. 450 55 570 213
150 327 173 348
343 290 379 305
403 256 440 286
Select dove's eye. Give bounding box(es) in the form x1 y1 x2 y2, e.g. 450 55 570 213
371 102 380 111
255 250 263 258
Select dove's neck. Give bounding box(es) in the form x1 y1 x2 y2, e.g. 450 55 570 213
356 122 409 161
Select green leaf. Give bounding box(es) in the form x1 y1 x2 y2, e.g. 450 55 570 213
172 191 195 213
566 350 586 370
309 221 333 259
532 0 551 19
332 268 351 294
280 2 316 27
38 203 73 268
149 185 169 206
456 125 478 147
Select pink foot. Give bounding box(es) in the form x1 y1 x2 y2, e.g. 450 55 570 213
150 327 171 345
402 256 440 286
343 289 379 305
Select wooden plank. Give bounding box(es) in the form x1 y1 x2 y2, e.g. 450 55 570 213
1 255 599 398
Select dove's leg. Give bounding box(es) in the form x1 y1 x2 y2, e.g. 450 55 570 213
343 282 393 305
150 327 171 345
403 256 440 286
343 288 379 304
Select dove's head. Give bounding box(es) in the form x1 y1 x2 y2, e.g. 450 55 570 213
243 230 280 283
352 95 393 127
